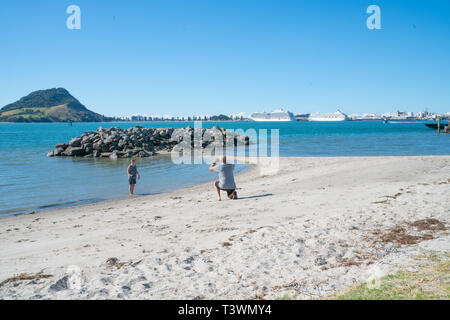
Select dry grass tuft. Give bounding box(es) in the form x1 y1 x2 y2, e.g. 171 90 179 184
375 218 446 247
408 218 446 232
0 272 52 287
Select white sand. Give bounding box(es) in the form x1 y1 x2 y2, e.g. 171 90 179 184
0 156 449 299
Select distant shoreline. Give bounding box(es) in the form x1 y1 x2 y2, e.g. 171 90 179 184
0 119 445 124
0 120 251 124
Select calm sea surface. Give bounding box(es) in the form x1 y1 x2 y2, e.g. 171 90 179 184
0 121 448 216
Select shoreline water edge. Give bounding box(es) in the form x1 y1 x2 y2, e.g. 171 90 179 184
1 158 252 219
0 156 448 299
1 121 449 217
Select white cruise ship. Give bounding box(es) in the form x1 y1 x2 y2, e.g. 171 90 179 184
308 109 348 122
250 109 296 122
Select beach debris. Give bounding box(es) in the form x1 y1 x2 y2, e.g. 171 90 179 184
105 257 127 269
131 259 143 268
0 272 52 287
314 256 327 266
339 218 448 268
47 126 250 158
408 218 446 232
372 192 403 204
381 226 423 245
338 259 364 267
385 192 403 199
372 218 447 247
372 199 390 205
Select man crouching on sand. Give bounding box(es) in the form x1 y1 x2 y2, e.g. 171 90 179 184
127 159 140 198
210 156 238 201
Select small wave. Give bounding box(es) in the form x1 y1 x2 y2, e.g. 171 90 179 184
0 198 106 218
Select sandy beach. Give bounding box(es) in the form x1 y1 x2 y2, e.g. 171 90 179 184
0 156 449 299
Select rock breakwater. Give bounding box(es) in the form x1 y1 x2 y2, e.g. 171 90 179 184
47 126 250 159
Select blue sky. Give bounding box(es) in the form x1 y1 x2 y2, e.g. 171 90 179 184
0 0 449 117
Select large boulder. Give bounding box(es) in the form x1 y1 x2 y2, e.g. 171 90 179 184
81 135 93 145
84 145 93 155
53 147 65 156
69 137 82 148
93 141 108 152
109 151 119 159
103 136 115 145
63 147 85 157
55 143 67 149
93 141 103 150
143 143 153 152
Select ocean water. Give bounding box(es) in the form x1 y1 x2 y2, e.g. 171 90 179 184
0 120 448 216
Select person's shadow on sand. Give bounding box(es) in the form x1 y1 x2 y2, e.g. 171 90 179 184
236 193 273 200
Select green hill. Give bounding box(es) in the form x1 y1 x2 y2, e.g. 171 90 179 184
0 88 109 122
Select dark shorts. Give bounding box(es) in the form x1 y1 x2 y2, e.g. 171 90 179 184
129 176 137 185
215 181 235 197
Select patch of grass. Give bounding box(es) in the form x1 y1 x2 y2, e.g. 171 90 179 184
329 252 450 300
0 105 62 117
276 293 298 300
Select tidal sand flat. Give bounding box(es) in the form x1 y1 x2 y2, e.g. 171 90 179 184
0 156 449 299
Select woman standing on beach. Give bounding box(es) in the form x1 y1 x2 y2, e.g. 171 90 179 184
127 159 140 198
